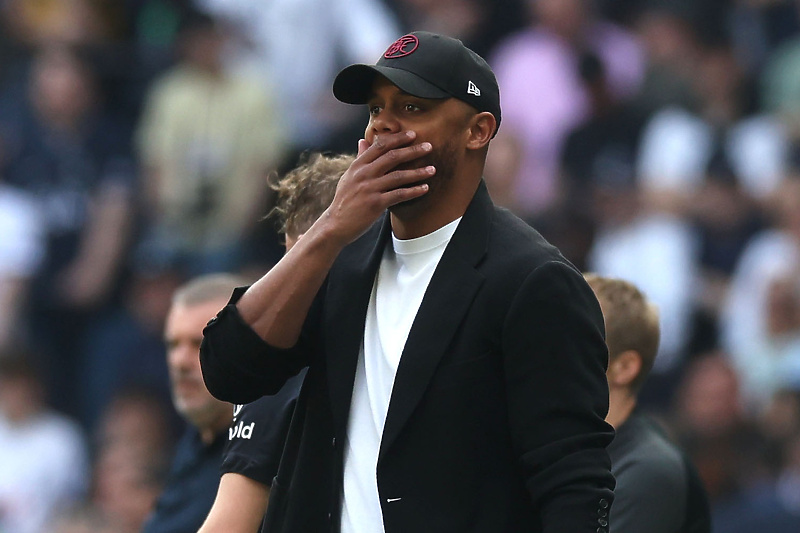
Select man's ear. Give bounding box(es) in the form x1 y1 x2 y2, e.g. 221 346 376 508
607 350 643 389
465 111 496 151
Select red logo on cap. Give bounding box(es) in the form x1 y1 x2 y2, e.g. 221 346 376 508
384 35 418 59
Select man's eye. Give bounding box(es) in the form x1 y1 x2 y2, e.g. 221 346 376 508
368 106 382 116
404 104 421 112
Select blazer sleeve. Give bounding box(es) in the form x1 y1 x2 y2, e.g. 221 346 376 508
200 286 318 404
501 260 616 533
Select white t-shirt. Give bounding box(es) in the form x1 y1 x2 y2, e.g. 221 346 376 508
0 412 89 533
340 218 461 533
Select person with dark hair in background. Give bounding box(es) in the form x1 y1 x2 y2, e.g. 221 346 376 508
199 152 353 533
0 43 135 422
141 274 245 533
201 31 615 532
584 273 711 533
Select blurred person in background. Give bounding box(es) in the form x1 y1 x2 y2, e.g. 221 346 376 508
141 273 241 533
90 387 176 532
677 370 800 532
585 273 711 533
637 38 788 219
1 0 111 49
721 175 800 411
486 0 644 220
77 247 186 433
0 43 136 422
584 139 697 408
194 0 401 155
199 152 352 533
670 352 771 525
0 174 43 350
136 8 286 275
386 0 526 59
51 386 177 532
0 348 90 533
557 50 648 271
688 153 765 357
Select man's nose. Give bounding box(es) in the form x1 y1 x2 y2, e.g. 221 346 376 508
370 109 401 135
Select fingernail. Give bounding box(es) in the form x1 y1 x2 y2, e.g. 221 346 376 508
406 131 416 138
427 166 436 173
421 142 432 150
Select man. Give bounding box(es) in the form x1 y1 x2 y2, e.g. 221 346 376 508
142 274 244 533
201 31 615 532
584 274 711 533
199 152 354 532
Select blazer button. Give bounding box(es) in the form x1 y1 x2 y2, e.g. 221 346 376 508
332 437 336 448
599 498 609 509
598 518 608 527
596 528 607 533
598 508 608 517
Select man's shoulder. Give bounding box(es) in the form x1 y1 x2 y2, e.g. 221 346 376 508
486 206 573 273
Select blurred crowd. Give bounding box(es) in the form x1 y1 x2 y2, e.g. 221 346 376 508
1 0 800 531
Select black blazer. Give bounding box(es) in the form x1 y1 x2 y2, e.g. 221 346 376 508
201 182 615 533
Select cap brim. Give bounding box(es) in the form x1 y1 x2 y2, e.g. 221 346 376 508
333 64 450 104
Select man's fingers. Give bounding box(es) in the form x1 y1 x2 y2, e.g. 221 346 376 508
357 131 416 164
369 142 433 177
384 183 429 207
378 165 436 192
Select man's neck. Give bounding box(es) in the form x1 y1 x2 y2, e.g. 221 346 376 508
606 388 637 429
389 175 480 239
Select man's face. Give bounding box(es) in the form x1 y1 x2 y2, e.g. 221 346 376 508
164 299 229 428
364 77 472 213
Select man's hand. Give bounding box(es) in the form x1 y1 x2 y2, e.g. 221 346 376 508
320 131 435 246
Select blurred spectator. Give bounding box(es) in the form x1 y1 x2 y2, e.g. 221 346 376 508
387 0 526 59
90 387 176 532
557 51 648 270
671 353 770 504
0 44 136 419
78 246 186 432
1 0 112 49
721 176 800 410
711 392 800 532
195 0 402 153
141 274 238 533
0 348 90 533
136 9 286 275
486 0 644 220
0 180 43 350
628 0 703 116
690 153 764 354
761 3 800 143
585 130 697 393
637 40 789 216
729 0 800 74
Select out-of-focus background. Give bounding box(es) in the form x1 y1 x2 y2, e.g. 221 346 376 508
1 0 800 531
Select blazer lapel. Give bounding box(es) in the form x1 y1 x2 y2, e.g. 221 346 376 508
324 216 391 439
379 182 493 460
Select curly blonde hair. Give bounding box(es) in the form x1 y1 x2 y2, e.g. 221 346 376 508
268 152 355 239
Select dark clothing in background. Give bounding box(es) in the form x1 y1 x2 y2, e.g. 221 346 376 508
141 427 225 533
608 411 711 533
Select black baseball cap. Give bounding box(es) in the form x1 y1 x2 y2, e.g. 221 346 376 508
333 32 501 136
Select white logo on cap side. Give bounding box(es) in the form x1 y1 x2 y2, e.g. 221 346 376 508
467 81 481 97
